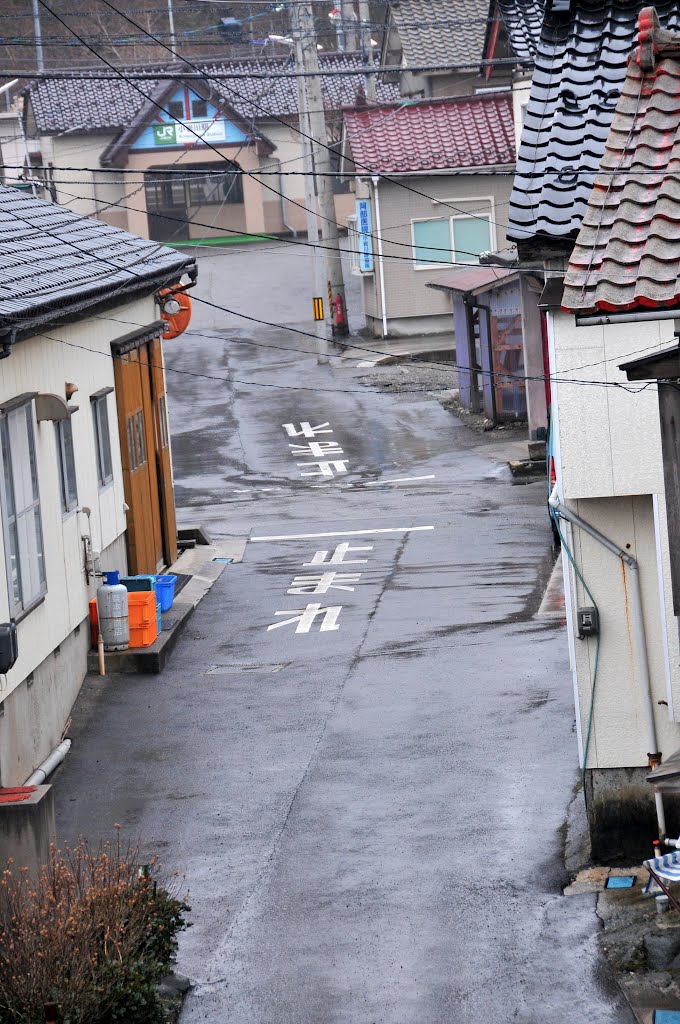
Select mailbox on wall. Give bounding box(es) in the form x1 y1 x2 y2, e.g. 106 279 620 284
0 621 18 674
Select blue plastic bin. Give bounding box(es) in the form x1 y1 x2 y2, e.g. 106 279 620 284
121 575 161 634
154 574 177 612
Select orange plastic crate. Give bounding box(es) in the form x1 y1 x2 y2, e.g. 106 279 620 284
127 592 158 648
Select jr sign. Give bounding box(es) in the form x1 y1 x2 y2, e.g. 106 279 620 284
153 119 228 147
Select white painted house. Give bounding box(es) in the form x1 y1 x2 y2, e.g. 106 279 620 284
0 184 193 795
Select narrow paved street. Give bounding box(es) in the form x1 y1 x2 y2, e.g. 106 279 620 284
55 249 632 1022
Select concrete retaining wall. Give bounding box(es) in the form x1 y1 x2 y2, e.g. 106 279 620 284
0 785 55 876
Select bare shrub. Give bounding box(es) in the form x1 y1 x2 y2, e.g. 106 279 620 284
0 831 189 1024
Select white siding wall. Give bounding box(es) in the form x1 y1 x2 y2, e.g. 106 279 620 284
552 312 665 498
552 310 680 766
0 296 155 704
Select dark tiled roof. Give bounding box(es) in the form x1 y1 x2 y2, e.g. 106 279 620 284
200 52 399 119
0 184 193 332
344 93 515 174
563 11 680 313
497 0 545 61
26 53 399 135
386 0 490 70
507 1 680 256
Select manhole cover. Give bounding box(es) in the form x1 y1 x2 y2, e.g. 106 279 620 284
203 663 289 675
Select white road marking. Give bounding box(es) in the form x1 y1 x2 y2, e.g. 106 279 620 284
250 526 435 542
365 475 436 486
357 360 377 368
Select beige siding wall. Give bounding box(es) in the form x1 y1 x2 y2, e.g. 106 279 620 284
48 133 129 230
124 144 263 237
260 121 353 235
365 172 513 333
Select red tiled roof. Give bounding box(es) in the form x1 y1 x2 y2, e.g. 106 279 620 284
343 94 516 175
563 8 680 314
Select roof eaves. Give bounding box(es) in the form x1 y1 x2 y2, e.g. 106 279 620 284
0 248 195 343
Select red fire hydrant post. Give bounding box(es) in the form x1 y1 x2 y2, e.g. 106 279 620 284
333 293 349 337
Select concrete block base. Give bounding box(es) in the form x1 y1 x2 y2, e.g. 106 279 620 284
0 784 55 876
87 600 194 675
586 766 680 864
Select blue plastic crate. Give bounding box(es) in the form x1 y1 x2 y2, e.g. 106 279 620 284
154 574 177 612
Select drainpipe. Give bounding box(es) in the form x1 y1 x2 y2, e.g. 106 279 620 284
549 485 666 837
25 739 71 786
275 160 297 237
371 175 388 338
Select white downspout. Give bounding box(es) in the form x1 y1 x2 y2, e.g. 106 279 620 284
549 485 666 837
25 739 71 786
372 175 388 338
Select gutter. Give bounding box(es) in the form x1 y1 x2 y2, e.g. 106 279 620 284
548 485 667 838
377 163 516 179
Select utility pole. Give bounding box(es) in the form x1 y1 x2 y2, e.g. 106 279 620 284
292 12 329 363
167 0 177 50
31 0 44 71
357 0 376 101
292 0 349 339
341 0 357 51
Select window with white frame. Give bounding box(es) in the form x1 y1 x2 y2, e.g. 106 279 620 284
55 418 77 514
0 400 46 615
412 214 492 268
91 392 113 488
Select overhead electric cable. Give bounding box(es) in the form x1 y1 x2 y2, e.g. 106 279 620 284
35 0 512 242
4 57 531 78
10 178 528 270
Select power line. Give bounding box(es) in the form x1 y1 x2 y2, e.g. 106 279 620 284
0 158 652 395
4 57 529 78
90 305 661 390
37 0 511 239
20 161 680 180
15 178 523 269
33 306 657 398
0 173 653 395
19 9 510 257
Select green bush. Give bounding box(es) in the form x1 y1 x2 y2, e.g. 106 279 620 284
0 832 190 1024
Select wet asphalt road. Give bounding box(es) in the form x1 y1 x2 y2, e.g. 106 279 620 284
55 249 633 1022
